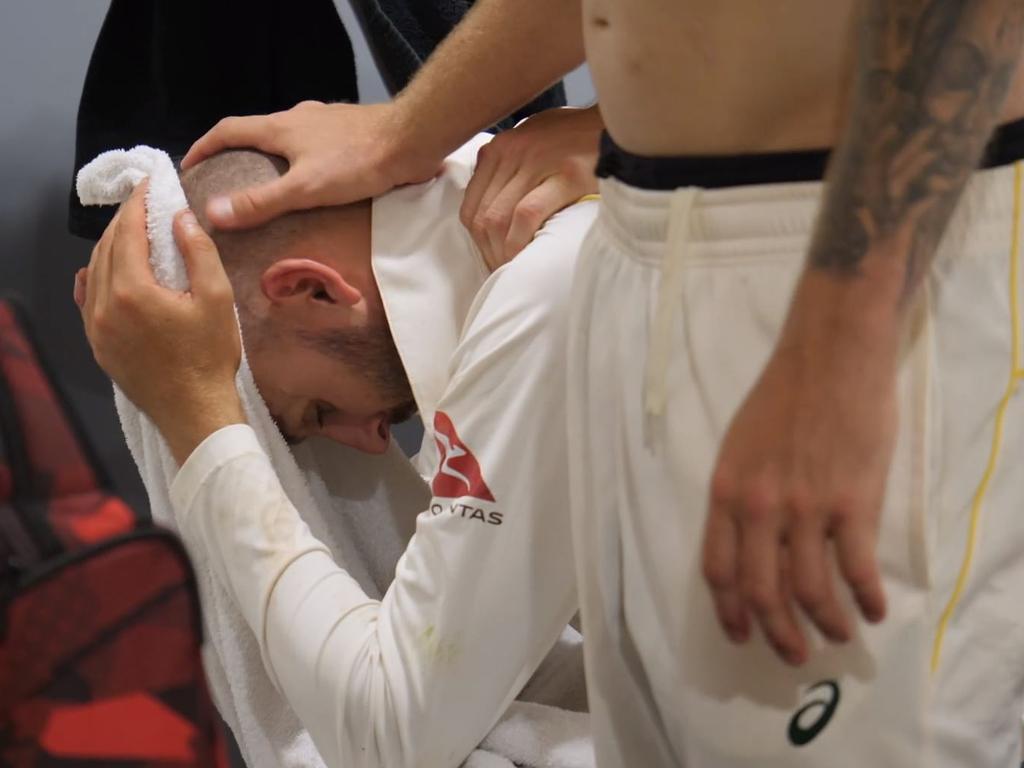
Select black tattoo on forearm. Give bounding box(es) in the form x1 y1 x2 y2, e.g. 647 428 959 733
811 0 1024 294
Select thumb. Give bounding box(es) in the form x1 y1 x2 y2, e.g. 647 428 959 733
173 209 231 298
206 174 302 230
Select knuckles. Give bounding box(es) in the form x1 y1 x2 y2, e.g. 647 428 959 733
110 285 140 309
512 200 544 228
702 552 735 591
89 307 112 337
828 494 867 532
717 471 783 527
486 132 523 160
786 489 819 526
741 579 780 613
477 209 511 237
293 169 324 199
792 580 827 610
558 157 592 187
738 483 778 526
709 464 739 508
205 282 235 308
707 443 883 645
713 467 831 529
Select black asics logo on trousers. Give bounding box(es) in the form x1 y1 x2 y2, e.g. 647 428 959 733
787 680 841 747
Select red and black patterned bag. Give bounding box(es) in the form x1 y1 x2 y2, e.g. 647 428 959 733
0 299 229 767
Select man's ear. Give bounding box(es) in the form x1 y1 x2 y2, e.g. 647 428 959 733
260 259 362 308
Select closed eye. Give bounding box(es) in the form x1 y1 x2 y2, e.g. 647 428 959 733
314 401 336 430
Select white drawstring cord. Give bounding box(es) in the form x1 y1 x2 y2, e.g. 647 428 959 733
644 187 699 434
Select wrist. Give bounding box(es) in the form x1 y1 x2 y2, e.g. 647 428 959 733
381 97 447 186
158 385 247 466
781 268 905 362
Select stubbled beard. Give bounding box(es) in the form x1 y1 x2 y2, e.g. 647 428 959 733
238 301 417 425
293 320 414 409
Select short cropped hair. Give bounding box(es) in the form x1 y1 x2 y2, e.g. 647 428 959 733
179 151 413 408
179 150 337 277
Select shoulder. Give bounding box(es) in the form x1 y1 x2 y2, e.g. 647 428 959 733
453 199 598 372
486 200 597 319
441 133 496 190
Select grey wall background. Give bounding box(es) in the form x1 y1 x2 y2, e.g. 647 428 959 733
0 1 593 515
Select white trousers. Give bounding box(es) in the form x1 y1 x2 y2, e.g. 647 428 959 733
567 163 1024 767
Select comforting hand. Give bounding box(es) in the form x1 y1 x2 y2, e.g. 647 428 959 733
460 105 602 271
76 182 245 464
702 274 897 665
181 101 441 230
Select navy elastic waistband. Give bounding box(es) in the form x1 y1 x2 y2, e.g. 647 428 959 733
596 117 1024 190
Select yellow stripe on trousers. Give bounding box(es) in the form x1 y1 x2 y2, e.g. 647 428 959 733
931 161 1024 672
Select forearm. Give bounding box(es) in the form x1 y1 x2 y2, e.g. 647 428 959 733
170 430 380 765
171 425 564 768
807 0 1024 322
390 0 585 167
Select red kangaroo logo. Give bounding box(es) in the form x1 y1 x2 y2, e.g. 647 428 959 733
431 411 495 502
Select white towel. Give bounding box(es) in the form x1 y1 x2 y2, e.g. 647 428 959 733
466 702 594 768
77 145 594 768
463 623 594 768
76 146 426 768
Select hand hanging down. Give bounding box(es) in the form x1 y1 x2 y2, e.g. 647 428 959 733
703 271 897 666
701 0 1024 667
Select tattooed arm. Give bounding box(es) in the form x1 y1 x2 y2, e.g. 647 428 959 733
702 0 1024 666
813 0 1024 290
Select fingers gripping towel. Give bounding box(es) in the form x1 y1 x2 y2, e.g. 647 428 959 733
77 147 190 290
76 146 424 768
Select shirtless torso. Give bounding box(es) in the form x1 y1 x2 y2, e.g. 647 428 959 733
584 0 1024 155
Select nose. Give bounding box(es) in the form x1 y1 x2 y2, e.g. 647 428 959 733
321 414 391 454
270 411 306 445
